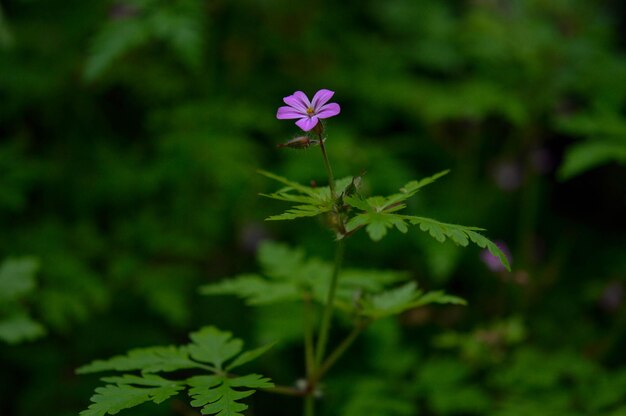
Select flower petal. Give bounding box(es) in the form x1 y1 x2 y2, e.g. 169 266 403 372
315 102 341 119
311 89 335 110
283 91 311 112
277 106 307 119
296 116 319 131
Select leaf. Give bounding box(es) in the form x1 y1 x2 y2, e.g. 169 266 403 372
226 342 277 371
257 242 305 279
405 217 511 271
201 242 410 314
199 275 300 305
345 171 450 213
80 375 185 416
85 19 150 81
0 312 46 344
258 170 338 222
360 282 466 319
0 257 39 301
558 140 626 180
80 327 274 416
265 204 331 221
258 170 320 199
188 374 273 416
188 327 243 370
77 345 199 374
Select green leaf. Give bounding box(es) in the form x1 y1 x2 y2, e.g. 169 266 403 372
258 170 320 198
0 257 39 301
383 170 450 208
226 342 277 371
465 230 511 272
360 282 466 319
259 170 339 222
188 327 243 370
80 375 185 416
367 217 391 241
405 217 511 271
0 312 46 344
85 19 150 81
199 274 300 305
77 345 199 374
188 374 273 416
266 204 331 221
258 242 305 278
345 171 450 213
558 140 626 180
80 327 274 416
201 242 410 314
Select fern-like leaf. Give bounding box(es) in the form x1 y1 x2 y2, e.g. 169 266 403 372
79 327 274 416
77 346 199 374
188 374 273 416
80 375 185 416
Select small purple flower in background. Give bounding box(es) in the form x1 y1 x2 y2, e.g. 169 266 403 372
481 241 512 272
276 89 341 132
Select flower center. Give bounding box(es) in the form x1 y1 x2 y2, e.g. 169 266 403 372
306 107 315 116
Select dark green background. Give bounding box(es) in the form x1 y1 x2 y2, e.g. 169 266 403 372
1 0 626 415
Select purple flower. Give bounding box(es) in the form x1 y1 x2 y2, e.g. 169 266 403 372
276 89 341 132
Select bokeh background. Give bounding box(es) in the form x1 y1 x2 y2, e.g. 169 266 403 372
1 0 626 415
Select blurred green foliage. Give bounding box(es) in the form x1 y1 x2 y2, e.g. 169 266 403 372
1 0 626 415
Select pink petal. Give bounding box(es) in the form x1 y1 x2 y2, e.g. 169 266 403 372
296 116 319 131
277 106 306 119
283 91 311 112
311 89 335 110
315 102 340 119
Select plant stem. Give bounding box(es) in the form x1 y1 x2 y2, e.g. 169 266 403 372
314 238 345 368
304 396 315 416
303 294 315 379
311 322 365 384
262 385 306 397
318 134 336 199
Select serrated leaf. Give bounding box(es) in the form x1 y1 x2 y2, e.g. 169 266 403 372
188 374 273 416
80 375 184 416
266 204 331 221
188 327 243 370
404 217 510 271
77 345 198 374
259 170 339 222
258 170 320 198
465 230 511 272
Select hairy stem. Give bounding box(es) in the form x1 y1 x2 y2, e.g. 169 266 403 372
318 134 336 199
314 238 345 368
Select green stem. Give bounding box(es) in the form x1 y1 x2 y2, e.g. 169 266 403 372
312 322 365 384
318 134 336 199
303 293 315 379
304 396 315 416
314 238 345 368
